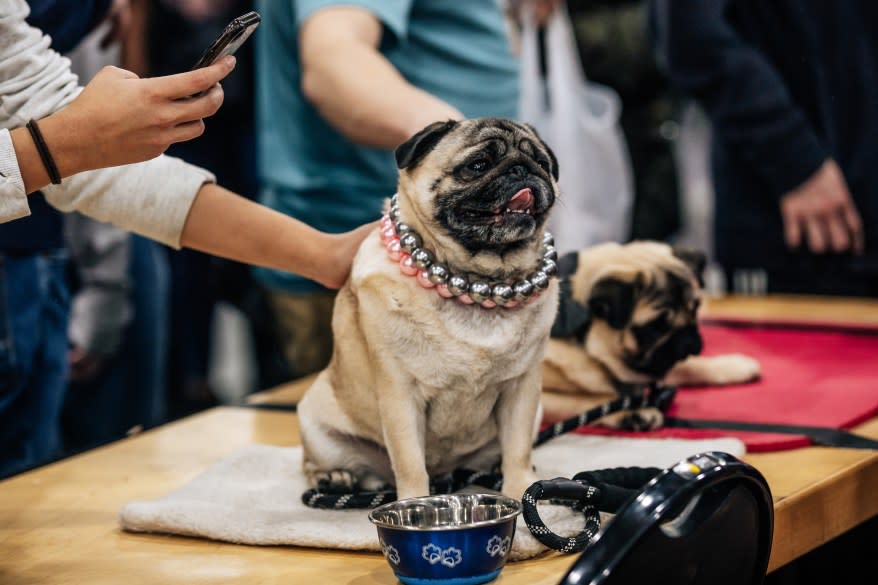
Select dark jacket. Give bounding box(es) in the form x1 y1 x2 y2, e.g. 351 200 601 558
650 0 878 282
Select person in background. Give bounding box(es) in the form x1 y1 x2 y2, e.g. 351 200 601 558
124 0 273 418
566 0 681 242
0 0 373 478
253 0 522 378
650 0 875 296
59 18 172 453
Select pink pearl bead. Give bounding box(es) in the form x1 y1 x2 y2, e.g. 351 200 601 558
380 227 396 244
481 300 497 309
502 300 519 309
416 271 435 288
458 294 474 305
386 239 402 261
399 254 418 276
436 284 454 298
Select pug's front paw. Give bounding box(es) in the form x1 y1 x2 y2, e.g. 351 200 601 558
502 468 540 501
599 407 664 431
619 407 664 431
707 354 762 385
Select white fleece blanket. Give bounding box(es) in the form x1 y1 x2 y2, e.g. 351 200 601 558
119 435 745 561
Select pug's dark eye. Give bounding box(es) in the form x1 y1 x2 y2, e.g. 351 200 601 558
537 159 551 174
467 159 490 174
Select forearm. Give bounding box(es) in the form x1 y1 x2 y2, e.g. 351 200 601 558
302 48 461 148
299 7 461 148
10 109 91 194
180 184 335 286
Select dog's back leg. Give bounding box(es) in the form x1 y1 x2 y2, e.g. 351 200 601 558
299 371 393 492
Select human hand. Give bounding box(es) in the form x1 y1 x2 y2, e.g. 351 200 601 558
40 56 235 177
508 0 564 26
319 221 381 289
100 0 132 48
68 347 106 384
780 160 864 254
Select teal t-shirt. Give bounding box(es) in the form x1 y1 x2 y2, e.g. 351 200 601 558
253 0 520 292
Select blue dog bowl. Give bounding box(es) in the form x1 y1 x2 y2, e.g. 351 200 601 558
368 493 521 585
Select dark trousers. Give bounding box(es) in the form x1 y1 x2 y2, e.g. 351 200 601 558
0 251 69 478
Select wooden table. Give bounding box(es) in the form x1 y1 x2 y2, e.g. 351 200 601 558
2 295 878 584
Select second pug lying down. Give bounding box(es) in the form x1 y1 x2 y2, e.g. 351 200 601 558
542 242 761 429
298 118 561 501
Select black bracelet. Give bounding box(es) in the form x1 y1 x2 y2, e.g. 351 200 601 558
26 119 62 185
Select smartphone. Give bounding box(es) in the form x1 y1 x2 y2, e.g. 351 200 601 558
191 11 261 70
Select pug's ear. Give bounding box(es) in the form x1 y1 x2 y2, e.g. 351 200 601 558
556 251 580 279
395 120 458 170
672 246 707 285
588 277 637 330
522 123 560 181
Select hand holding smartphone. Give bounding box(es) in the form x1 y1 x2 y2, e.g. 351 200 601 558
192 11 261 70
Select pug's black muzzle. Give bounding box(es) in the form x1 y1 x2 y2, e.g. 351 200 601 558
628 325 703 378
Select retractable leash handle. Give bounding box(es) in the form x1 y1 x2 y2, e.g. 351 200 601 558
551 452 773 585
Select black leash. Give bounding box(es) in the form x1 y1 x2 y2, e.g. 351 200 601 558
521 467 661 553
664 417 878 450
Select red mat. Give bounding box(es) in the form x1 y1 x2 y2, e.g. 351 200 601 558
572 321 878 452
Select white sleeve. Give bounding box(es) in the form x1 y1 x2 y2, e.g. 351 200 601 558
0 129 30 223
43 155 215 250
0 0 214 247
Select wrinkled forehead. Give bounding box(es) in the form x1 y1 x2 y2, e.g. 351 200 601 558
451 119 543 158
637 267 701 312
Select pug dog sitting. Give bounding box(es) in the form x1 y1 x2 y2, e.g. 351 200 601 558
297 118 560 501
542 241 761 429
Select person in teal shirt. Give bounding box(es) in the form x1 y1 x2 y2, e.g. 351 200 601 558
254 0 520 377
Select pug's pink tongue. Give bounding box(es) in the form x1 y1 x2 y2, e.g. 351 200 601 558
507 188 534 211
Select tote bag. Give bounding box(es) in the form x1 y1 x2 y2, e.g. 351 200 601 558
518 7 634 253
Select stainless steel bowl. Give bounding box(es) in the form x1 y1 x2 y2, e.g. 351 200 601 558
369 494 521 585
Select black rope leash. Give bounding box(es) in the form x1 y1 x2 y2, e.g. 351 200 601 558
533 382 678 447
301 383 676 510
521 466 661 553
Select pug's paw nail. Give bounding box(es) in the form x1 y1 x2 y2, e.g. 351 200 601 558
313 469 357 493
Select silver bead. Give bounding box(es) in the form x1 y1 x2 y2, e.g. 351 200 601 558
543 232 554 247
469 282 491 304
447 275 469 296
530 271 550 290
491 284 515 306
396 221 412 236
543 245 558 262
541 259 558 277
399 231 421 252
428 264 449 284
513 280 534 301
391 194 399 206
389 206 400 221
411 248 433 269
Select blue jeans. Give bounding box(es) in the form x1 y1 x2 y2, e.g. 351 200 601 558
0 251 69 479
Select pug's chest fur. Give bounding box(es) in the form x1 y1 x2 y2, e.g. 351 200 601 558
349 236 557 467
